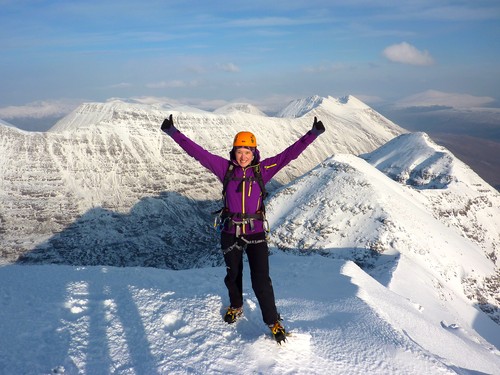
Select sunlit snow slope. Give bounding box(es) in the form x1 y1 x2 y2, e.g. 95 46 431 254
0 253 499 374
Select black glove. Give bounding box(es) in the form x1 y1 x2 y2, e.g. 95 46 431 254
311 116 325 135
161 114 177 135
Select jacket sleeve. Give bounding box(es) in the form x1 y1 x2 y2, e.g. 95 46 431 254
260 130 318 183
170 131 228 182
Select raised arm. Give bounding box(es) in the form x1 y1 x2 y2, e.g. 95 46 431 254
161 115 228 181
260 117 325 182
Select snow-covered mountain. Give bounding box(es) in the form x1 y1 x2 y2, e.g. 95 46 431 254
362 132 500 261
0 95 404 265
268 140 499 324
1 94 500 373
276 95 326 117
213 102 267 117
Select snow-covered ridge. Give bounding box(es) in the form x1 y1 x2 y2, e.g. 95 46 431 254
362 132 495 192
362 132 457 189
268 152 500 325
213 103 267 116
276 95 324 118
48 101 167 133
276 95 370 118
362 132 500 262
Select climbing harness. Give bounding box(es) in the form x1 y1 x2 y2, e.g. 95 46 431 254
214 209 270 238
213 161 270 238
221 235 268 255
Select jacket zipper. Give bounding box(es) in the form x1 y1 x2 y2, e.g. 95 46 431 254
241 168 247 234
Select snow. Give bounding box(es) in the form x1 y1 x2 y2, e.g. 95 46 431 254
213 103 268 117
0 95 405 264
1 252 499 375
276 95 324 118
277 95 371 118
1 95 499 374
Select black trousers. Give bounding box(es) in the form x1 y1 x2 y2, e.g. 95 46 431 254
221 231 279 325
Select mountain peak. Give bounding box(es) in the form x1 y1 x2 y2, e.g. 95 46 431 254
276 95 371 118
213 103 267 117
48 101 146 132
361 132 456 189
361 132 498 193
276 95 324 118
47 100 208 133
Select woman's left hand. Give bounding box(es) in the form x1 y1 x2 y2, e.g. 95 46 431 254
311 117 325 135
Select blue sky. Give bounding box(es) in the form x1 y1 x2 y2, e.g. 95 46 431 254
1 0 500 118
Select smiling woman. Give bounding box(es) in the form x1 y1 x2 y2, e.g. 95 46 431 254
233 131 257 167
160 114 325 343
234 147 254 168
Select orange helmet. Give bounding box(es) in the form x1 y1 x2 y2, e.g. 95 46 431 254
233 131 257 147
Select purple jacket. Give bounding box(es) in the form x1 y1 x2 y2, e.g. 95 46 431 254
170 130 319 235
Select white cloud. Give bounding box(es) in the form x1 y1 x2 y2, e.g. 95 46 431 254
383 42 434 66
146 80 199 89
217 63 240 73
0 100 81 119
396 90 495 108
106 82 132 89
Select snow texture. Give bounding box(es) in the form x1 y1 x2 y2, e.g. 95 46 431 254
0 95 404 265
1 253 499 374
1 95 499 374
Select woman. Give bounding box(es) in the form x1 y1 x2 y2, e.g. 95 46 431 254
161 114 325 343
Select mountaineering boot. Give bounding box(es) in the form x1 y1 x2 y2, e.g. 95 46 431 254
224 306 243 324
268 320 287 344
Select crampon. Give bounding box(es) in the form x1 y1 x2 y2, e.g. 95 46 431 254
268 320 287 344
224 306 243 324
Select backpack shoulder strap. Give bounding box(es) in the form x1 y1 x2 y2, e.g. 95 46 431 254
222 162 235 197
253 164 267 200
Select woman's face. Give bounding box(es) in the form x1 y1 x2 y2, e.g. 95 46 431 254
235 148 254 168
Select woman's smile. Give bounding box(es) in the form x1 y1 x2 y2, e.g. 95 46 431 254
235 148 253 167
